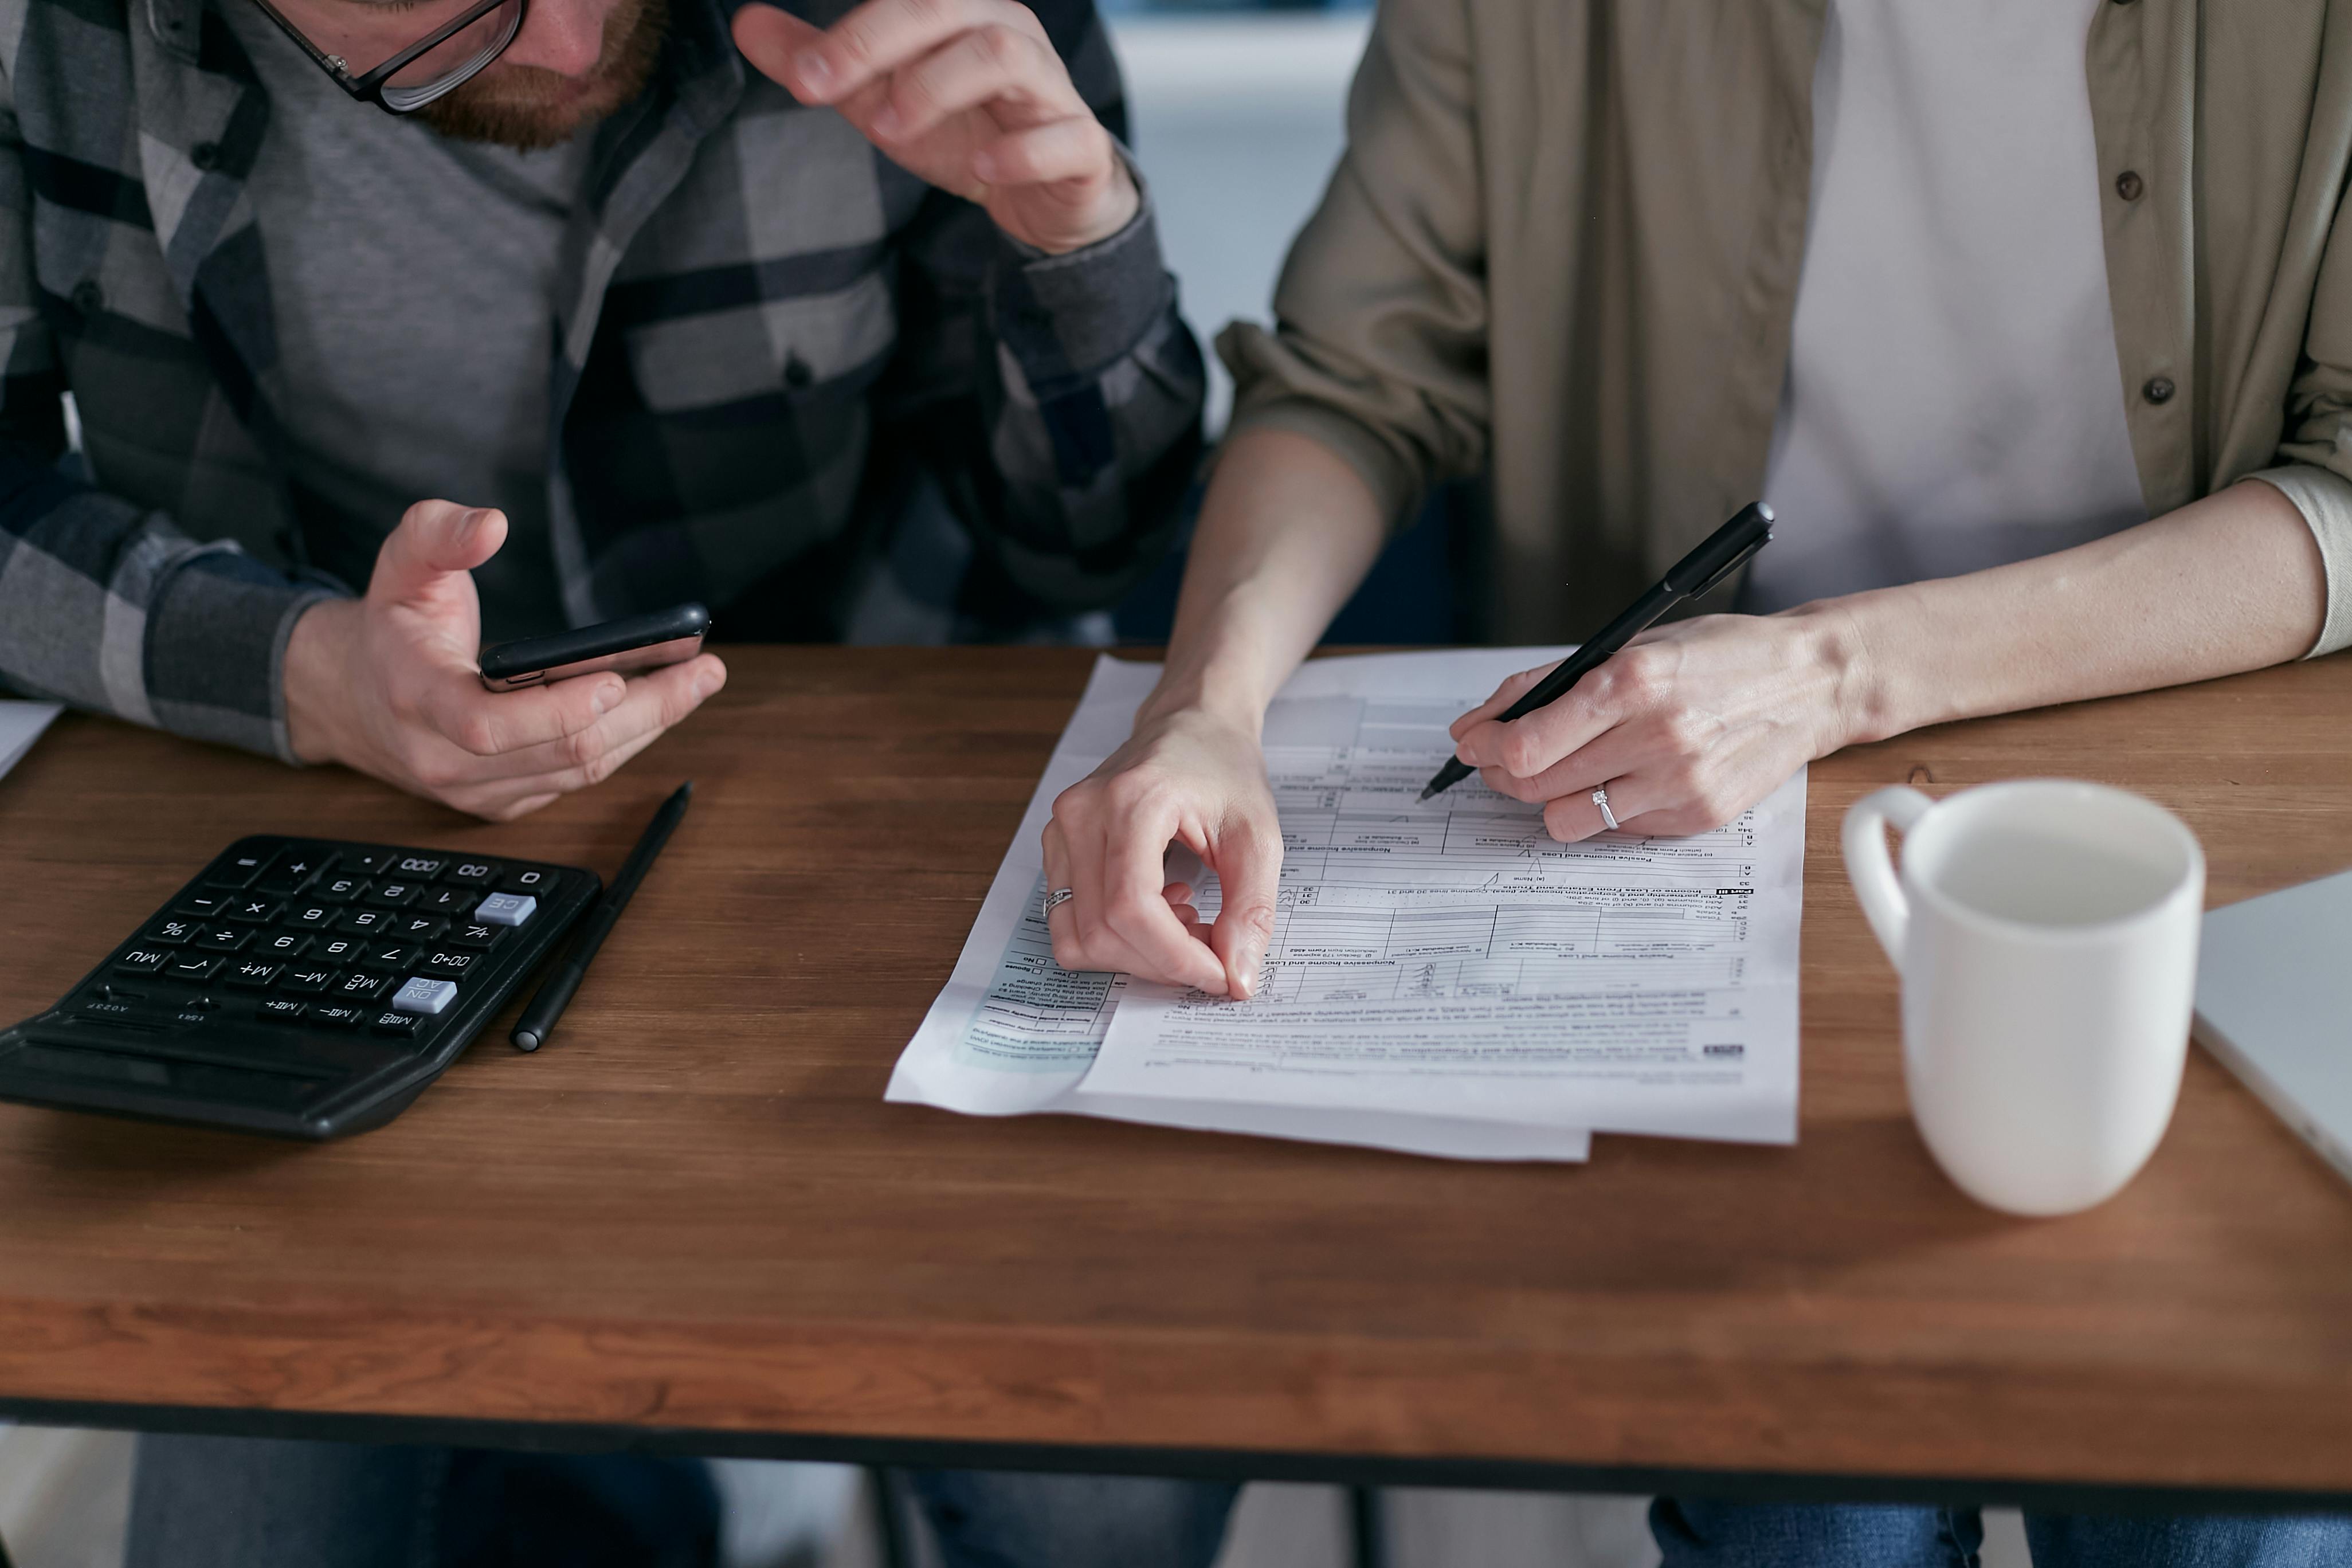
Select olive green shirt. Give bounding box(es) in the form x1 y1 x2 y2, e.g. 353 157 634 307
1221 0 2352 653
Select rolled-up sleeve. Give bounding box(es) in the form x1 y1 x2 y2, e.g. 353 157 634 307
1217 0 1491 531
2247 465 2352 659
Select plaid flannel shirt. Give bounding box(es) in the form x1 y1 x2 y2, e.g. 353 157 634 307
0 0 1204 758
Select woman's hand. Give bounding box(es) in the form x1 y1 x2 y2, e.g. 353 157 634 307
1449 607 1865 841
1043 703 1283 997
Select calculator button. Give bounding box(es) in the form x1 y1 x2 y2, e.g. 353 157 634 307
417 949 477 979
449 924 501 950
201 849 271 888
367 1010 422 1040
391 977 458 1016
281 966 337 994
395 914 451 942
393 855 447 880
315 875 370 904
146 918 201 946
498 868 553 895
360 944 418 973
222 896 281 924
260 932 314 960
257 851 332 895
167 955 224 983
348 850 399 875
175 891 233 919
444 859 499 887
113 947 170 974
195 925 253 952
254 998 308 1025
224 959 283 989
315 936 365 965
336 909 394 936
364 882 422 910
309 1002 366 1029
335 972 391 1002
286 904 336 931
473 893 536 927
415 887 476 918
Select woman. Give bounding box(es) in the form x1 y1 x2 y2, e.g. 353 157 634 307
1040 0 2352 1563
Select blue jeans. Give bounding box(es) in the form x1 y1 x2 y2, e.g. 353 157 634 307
123 1438 2352 1568
127 1436 720 1568
123 1436 1236 1568
1652 1499 2352 1567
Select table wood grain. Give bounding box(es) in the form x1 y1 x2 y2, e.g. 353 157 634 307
2 648 2349 1503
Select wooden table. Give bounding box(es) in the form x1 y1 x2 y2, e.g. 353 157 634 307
2 647 2349 1513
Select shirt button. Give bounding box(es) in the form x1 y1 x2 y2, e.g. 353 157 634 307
2143 375 2176 405
70 279 103 313
191 141 222 172
783 355 813 389
2115 170 2144 201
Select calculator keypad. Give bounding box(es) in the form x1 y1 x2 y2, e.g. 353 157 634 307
7 836 589 1139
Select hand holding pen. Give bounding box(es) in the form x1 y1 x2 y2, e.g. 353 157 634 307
1433 504 1815 842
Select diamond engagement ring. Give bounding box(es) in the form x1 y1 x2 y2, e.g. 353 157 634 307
1042 887 1076 915
1591 787 1621 833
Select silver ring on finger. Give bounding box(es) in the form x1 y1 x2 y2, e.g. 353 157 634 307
1591 786 1621 833
1042 887 1076 916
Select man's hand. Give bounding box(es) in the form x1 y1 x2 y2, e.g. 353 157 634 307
732 0 1139 255
1044 703 1282 997
283 500 726 821
1449 609 1863 841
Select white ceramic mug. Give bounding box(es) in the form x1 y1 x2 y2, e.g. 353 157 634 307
1841 779 2205 1216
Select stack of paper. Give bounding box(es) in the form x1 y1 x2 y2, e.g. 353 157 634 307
888 651 1804 1161
0 701 62 782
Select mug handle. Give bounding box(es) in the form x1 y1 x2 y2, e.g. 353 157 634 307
1841 785 1934 964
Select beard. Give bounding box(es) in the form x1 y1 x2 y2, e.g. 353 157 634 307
420 0 668 152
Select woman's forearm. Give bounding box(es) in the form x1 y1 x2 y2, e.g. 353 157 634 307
1143 425 1391 730
1830 479 2331 747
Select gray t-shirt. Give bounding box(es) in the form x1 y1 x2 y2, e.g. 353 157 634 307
224 1 591 642
1742 0 2149 613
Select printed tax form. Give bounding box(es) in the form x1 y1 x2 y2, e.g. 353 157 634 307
888 650 1805 1157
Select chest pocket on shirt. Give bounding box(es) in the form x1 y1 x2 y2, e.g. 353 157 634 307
620 269 898 415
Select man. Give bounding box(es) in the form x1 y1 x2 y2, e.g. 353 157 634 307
1045 0 2352 1563
3 0 1208 1557
0 0 1202 818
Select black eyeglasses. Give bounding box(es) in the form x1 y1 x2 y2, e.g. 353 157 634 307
246 0 528 113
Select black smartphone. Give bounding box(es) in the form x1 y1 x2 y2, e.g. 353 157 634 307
477 603 711 692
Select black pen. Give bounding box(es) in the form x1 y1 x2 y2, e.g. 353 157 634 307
1418 503 1775 802
511 781 693 1052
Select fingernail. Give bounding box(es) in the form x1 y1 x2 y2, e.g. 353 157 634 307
594 680 623 714
696 672 723 700
1235 952 1260 997
869 103 901 138
970 150 998 182
793 49 830 87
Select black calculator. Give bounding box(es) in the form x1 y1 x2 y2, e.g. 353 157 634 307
0 836 599 1139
